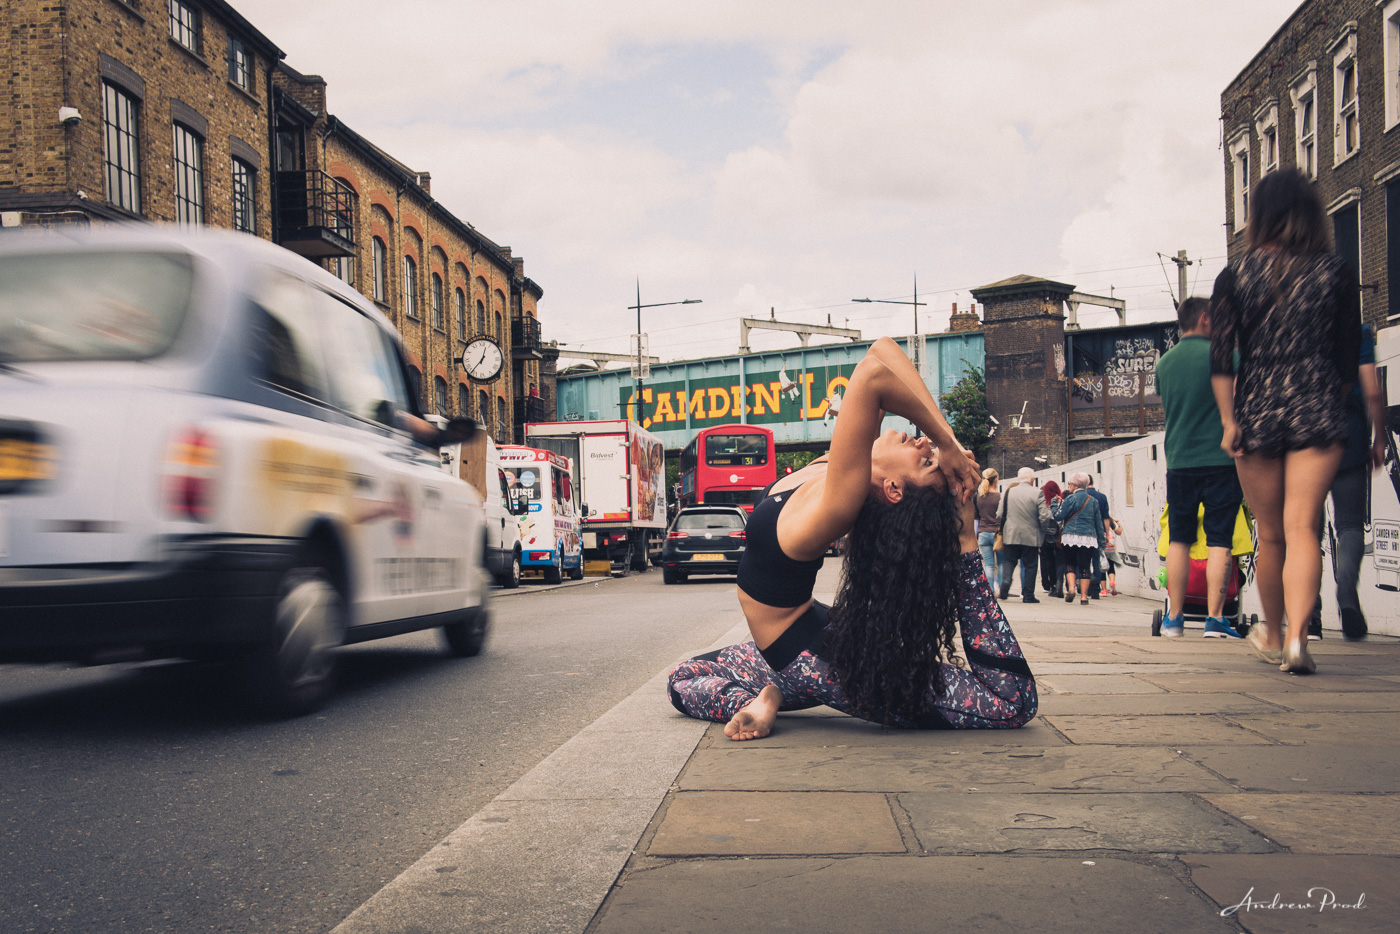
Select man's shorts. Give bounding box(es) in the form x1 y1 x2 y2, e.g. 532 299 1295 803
1166 466 1243 548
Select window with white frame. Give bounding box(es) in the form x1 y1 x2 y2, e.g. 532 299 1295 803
231 158 255 233
1229 130 1250 232
1385 1 1400 132
455 288 466 340
431 273 444 330
371 236 387 303
1333 25 1359 163
168 0 201 55
1291 65 1318 179
171 123 204 224
102 82 141 213
227 37 252 92
1254 101 1279 176
403 254 419 318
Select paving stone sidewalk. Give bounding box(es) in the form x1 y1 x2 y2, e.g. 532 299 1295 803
587 592 1400 934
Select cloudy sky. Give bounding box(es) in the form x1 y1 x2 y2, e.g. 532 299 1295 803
235 0 1300 363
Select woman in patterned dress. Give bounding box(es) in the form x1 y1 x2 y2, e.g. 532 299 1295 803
666 337 1038 739
1210 169 1362 674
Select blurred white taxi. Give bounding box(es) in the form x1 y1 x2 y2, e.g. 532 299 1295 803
0 226 488 715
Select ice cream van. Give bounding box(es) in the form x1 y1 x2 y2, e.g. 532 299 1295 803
497 445 583 582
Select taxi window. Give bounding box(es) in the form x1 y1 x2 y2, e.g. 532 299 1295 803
314 290 411 427
250 273 329 401
0 250 193 362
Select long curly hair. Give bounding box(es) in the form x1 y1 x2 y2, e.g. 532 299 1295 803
824 483 964 723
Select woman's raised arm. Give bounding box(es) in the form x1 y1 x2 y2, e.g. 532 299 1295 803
788 338 976 544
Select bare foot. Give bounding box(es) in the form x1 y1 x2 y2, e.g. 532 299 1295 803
724 684 781 741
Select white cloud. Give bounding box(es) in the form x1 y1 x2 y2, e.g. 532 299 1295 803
232 0 1301 360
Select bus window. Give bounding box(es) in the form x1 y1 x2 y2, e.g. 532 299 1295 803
706 433 768 466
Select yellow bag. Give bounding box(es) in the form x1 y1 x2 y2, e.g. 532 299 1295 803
1156 503 1254 560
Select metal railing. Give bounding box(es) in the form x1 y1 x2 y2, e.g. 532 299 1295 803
275 170 356 257
514 395 549 424
511 315 542 354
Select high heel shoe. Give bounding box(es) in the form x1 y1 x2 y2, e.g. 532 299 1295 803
1281 639 1316 675
1246 626 1282 666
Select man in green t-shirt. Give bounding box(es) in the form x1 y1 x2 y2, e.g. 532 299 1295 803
1155 297 1243 639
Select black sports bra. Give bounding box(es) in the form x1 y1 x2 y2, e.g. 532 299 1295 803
736 481 824 608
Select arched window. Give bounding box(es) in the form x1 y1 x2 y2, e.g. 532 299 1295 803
431 273 444 330
478 390 490 436
497 396 507 441
455 288 466 340
408 365 423 408
402 255 418 318
494 311 502 342
476 300 486 335
371 237 387 303
433 376 448 417
458 383 470 417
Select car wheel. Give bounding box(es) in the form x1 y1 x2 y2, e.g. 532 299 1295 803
498 549 521 589
245 558 345 716
1151 608 1163 637
631 547 649 573
443 605 489 657
568 554 584 580
544 548 563 584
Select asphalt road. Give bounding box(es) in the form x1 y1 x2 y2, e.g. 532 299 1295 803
0 568 745 934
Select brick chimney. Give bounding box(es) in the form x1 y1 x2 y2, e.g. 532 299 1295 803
946 301 982 333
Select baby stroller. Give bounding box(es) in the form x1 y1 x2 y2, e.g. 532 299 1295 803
1149 502 1258 637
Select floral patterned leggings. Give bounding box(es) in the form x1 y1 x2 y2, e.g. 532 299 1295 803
667 552 1037 730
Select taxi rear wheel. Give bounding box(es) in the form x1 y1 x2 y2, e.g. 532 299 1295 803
443 606 489 657
246 560 345 716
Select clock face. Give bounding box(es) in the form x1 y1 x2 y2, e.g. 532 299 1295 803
462 338 503 382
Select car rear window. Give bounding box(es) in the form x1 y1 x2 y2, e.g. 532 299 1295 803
676 512 744 531
0 251 193 361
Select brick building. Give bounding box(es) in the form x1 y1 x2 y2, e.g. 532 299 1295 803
972 275 1173 476
272 64 546 443
1222 0 1400 331
2 0 280 232
0 0 549 442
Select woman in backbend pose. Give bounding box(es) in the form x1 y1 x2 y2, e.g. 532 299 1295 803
1210 168 1362 674
666 337 1038 739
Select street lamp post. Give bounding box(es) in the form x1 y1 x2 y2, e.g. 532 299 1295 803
853 275 929 436
628 279 701 424
852 274 927 335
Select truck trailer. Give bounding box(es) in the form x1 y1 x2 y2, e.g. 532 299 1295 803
524 420 667 574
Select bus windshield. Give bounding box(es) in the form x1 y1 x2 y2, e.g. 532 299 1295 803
705 433 769 466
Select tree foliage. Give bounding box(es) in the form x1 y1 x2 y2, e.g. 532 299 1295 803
939 364 991 466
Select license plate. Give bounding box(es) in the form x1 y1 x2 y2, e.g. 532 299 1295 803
0 438 55 484
691 553 725 561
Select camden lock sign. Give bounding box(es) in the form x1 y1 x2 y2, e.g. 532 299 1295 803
620 364 857 432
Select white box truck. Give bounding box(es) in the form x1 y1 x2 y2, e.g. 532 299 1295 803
524 420 667 574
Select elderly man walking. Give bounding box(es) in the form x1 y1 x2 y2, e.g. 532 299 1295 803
997 467 1056 603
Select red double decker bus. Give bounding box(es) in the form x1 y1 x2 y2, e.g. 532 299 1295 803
678 424 776 514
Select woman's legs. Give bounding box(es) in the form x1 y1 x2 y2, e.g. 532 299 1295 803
1279 446 1345 653
924 552 1037 728
978 531 998 587
667 633 838 740
1236 445 1344 656
668 555 1037 733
